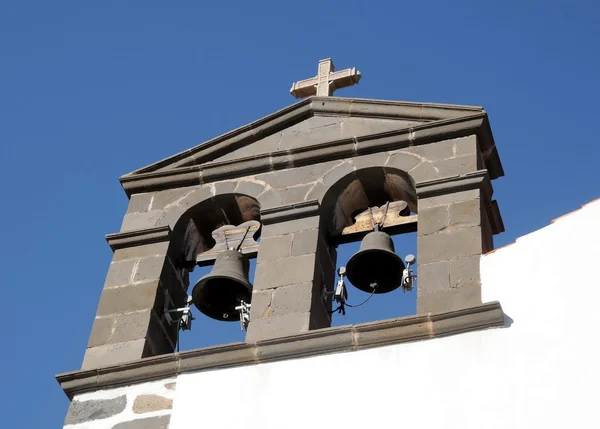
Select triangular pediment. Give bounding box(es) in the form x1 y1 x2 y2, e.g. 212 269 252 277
120 96 502 196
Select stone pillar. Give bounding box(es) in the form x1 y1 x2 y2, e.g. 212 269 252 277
82 225 193 369
415 171 499 314
245 201 335 342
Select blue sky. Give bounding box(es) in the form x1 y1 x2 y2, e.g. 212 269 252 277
1 1 599 427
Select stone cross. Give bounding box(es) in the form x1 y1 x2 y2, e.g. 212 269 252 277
290 58 361 98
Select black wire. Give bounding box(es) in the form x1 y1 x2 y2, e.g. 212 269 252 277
176 322 180 353
344 286 378 308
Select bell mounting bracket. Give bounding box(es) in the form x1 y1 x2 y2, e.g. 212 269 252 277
329 200 417 245
178 220 261 269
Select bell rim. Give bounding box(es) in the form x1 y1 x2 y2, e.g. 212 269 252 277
346 248 405 294
191 274 252 322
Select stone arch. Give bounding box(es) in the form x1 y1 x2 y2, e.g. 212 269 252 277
317 165 417 232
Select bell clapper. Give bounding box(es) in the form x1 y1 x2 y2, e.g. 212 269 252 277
401 254 417 292
235 301 252 331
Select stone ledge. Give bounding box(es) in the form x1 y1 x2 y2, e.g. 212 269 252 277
260 200 320 225
106 226 172 251
57 301 504 399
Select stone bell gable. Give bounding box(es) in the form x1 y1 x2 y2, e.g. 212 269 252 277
82 95 505 370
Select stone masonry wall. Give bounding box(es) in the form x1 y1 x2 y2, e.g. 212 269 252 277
63 378 176 429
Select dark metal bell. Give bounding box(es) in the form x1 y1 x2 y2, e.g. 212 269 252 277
346 231 405 294
191 250 252 321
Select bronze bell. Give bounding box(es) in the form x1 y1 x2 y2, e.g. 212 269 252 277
346 231 405 294
191 250 252 321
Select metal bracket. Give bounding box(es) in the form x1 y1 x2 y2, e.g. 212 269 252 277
401 254 417 292
164 296 194 331
235 301 251 331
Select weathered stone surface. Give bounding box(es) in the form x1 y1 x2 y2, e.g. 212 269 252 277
417 261 450 295
418 205 449 235
260 216 319 238
64 395 127 425
449 255 481 288
246 312 312 342
110 310 153 343
249 290 273 319
121 211 163 232
127 193 153 214
235 180 266 197
256 162 338 189
87 316 115 348
433 155 478 178
104 260 137 288
133 256 166 283
448 199 481 228
385 151 421 172
408 161 440 183
270 282 314 316
291 229 319 256
151 187 198 211
406 139 455 162
82 339 147 370
418 227 483 265
418 189 480 210
112 415 170 429
256 187 283 209
97 280 161 316
454 135 477 156
254 254 316 290
257 235 292 262
279 184 312 204
112 241 169 262
213 180 238 195
351 152 389 171
133 395 173 414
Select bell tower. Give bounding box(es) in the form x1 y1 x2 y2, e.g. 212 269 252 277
76 58 503 370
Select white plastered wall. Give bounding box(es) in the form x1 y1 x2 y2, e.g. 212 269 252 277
168 200 600 429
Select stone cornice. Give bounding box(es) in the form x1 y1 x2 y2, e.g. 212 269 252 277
56 301 504 399
120 113 503 196
260 200 320 225
105 226 171 251
126 97 485 176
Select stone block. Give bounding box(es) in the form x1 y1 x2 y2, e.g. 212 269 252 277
82 339 147 370
454 135 477 157
97 281 162 316
121 211 163 232
418 227 483 265
260 216 320 238
256 162 338 189
350 152 389 171
385 151 421 172
104 260 137 288
112 415 171 429
433 154 478 178
87 316 115 348
164 382 176 390
254 254 317 290
151 187 198 211
270 282 314 317
133 394 173 414
341 117 415 137
249 290 273 319
417 285 481 314
256 235 292 263
246 312 311 342
418 189 480 210
64 395 127 425
133 256 166 283
406 139 455 161
449 255 481 288
110 310 152 344
417 205 449 235
127 193 153 214
408 161 441 183
235 180 266 197
448 199 481 228
213 180 238 195
291 229 319 256
112 241 169 262
257 188 283 209
279 184 313 204
417 261 449 295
